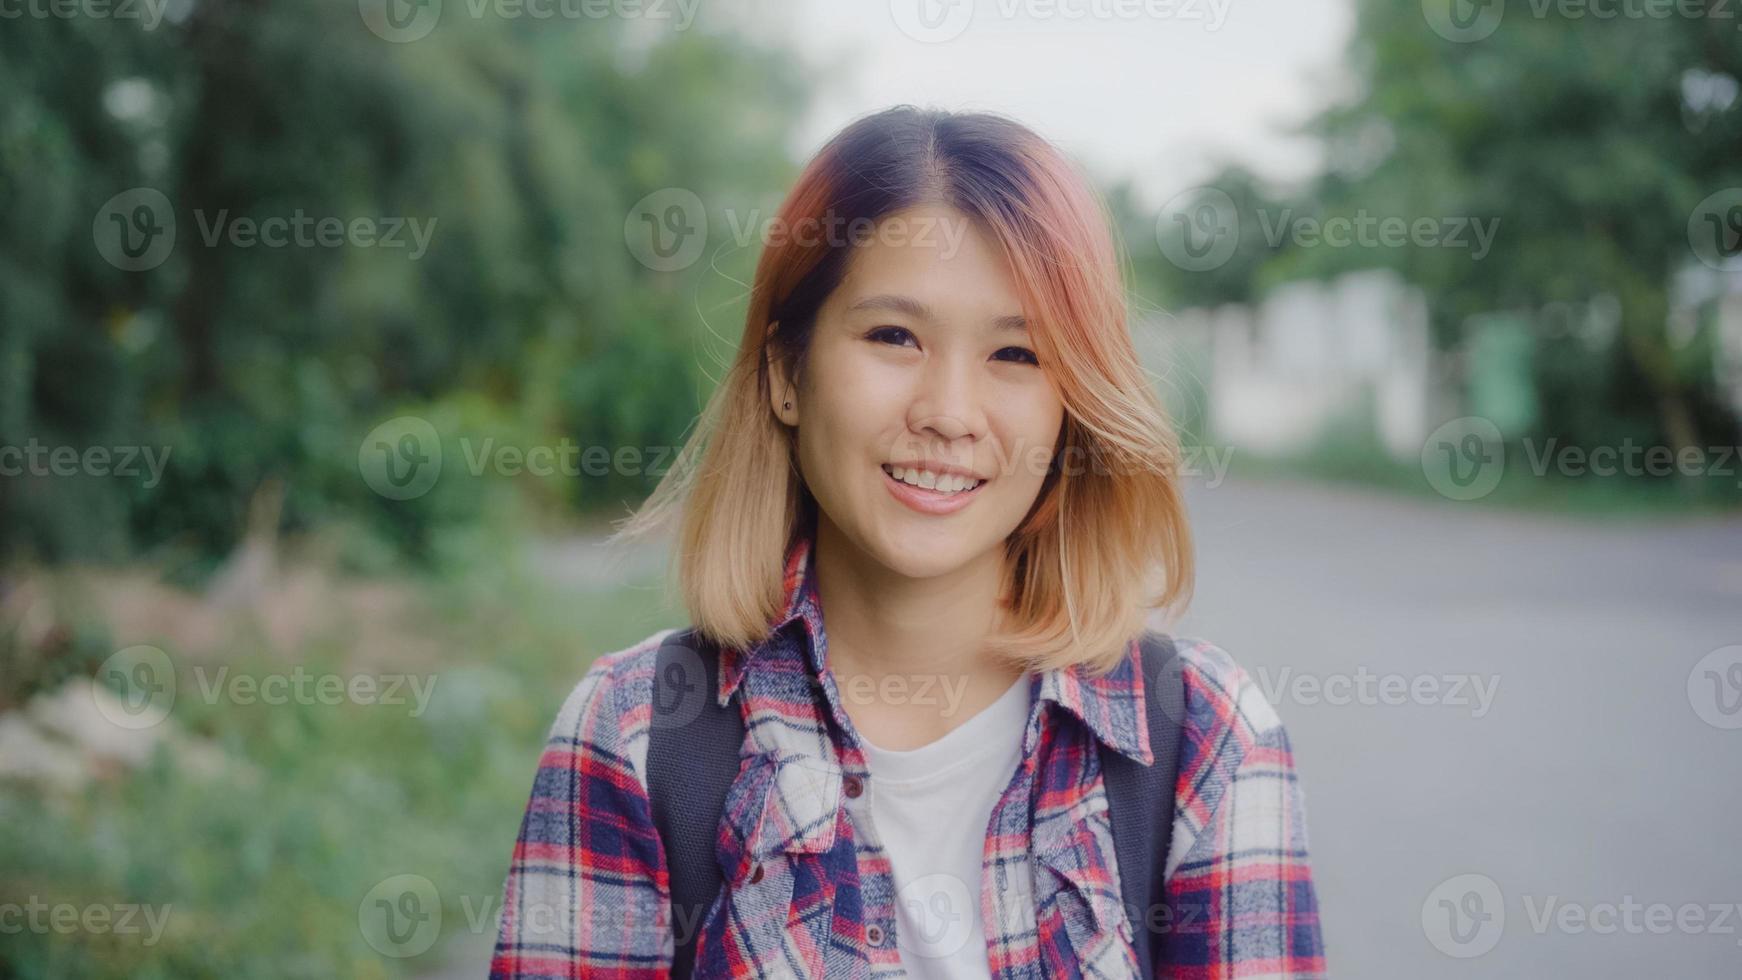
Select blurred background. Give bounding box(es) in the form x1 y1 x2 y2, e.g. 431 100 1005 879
2 0 1740 977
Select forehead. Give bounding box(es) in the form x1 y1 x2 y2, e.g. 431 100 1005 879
830 205 1023 317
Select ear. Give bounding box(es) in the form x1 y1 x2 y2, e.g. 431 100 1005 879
764 321 798 426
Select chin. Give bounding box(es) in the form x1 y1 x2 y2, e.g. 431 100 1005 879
867 523 989 581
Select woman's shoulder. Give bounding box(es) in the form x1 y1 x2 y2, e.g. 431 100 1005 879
1167 634 1291 749
541 626 686 778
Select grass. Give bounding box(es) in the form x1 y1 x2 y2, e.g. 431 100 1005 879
0 523 680 980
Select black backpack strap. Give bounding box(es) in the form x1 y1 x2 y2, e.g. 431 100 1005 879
646 628 746 980
1099 630 1185 978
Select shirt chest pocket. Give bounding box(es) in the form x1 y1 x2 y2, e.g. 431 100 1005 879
713 752 855 978
1031 792 1142 978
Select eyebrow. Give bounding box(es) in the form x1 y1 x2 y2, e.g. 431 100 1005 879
846 294 1027 333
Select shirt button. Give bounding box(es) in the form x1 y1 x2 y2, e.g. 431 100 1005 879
843 775 864 799
749 864 765 884
866 924 885 946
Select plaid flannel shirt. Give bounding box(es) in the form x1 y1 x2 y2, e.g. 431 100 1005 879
490 530 1326 978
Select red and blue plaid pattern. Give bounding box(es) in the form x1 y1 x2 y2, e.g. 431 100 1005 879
490 531 1326 978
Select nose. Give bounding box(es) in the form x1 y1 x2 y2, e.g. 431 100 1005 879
907 350 987 444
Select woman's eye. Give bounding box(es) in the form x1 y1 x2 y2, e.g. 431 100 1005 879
993 346 1040 366
868 326 917 347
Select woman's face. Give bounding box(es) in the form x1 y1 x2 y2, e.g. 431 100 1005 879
772 203 1066 583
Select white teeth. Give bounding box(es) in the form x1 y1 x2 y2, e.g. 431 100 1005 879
886 465 982 494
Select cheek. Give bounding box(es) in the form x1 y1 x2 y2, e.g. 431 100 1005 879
812 347 905 434
798 350 894 470
999 405 1064 486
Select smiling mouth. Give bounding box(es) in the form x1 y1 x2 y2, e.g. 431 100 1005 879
880 463 984 494
879 463 988 516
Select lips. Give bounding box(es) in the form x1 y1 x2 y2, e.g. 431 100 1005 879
881 464 987 516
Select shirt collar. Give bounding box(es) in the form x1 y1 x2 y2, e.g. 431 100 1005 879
715 529 1153 766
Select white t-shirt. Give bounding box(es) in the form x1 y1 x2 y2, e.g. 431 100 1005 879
854 675 1032 979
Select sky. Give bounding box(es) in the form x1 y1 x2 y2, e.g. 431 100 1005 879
740 0 1357 210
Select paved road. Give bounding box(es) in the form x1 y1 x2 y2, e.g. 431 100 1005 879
1173 475 1742 979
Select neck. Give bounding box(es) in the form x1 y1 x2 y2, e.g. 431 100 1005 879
810 515 1027 749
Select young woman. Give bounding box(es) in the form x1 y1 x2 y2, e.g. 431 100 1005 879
490 106 1326 979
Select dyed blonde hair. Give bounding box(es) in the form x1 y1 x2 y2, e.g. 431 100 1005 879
613 106 1193 674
